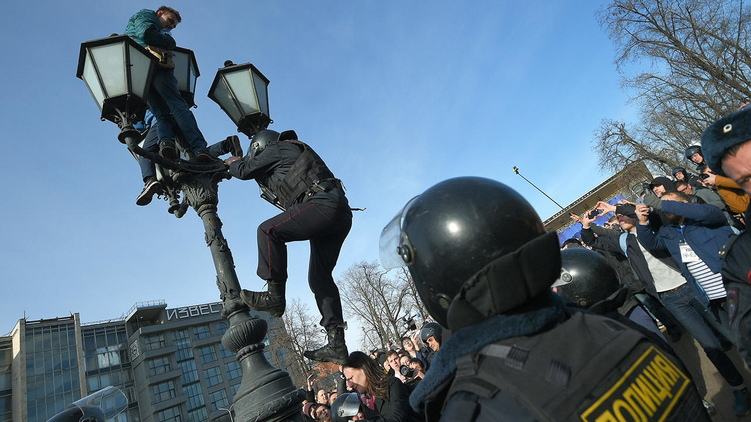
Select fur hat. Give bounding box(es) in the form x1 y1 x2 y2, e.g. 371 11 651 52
701 107 751 176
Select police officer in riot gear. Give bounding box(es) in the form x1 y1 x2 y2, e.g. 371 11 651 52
671 166 703 190
225 129 352 364
420 322 442 351
419 321 443 367
380 176 709 421
331 393 365 422
553 248 624 312
685 145 706 170
553 249 674 345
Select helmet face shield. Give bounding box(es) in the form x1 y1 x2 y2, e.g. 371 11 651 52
379 196 418 269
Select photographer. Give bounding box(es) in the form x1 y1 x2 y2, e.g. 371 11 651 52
635 193 734 337
395 354 421 391
342 351 421 422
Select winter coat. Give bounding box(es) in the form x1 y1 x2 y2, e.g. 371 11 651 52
362 376 421 422
636 200 733 281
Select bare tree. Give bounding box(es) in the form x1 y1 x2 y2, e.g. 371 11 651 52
338 261 421 351
396 268 429 329
593 0 751 174
266 298 324 387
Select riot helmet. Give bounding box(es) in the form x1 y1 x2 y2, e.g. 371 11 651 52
671 166 687 178
331 393 362 422
420 322 443 344
249 130 280 158
684 145 703 161
380 177 561 331
552 249 620 309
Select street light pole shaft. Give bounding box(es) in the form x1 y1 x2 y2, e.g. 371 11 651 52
180 174 305 422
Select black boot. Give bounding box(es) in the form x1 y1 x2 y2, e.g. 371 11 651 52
240 282 286 317
304 323 348 364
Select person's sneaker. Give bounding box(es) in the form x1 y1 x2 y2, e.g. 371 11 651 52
733 387 750 416
159 142 177 160
224 135 243 157
195 150 213 163
136 178 162 206
702 399 716 416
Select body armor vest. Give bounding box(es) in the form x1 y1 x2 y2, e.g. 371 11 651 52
267 140 337 210
437 313 707 422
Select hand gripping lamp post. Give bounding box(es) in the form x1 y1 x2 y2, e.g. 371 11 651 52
78 36 305 422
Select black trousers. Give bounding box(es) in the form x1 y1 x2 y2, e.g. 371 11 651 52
257 199 352 327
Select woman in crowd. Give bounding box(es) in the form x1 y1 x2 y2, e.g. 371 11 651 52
341 351 420 422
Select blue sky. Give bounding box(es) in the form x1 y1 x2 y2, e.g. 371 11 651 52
0 1 639 344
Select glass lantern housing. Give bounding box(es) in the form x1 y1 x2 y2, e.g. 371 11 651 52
76 35 157 125
208 61 270 137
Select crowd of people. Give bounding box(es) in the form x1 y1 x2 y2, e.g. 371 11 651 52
298 107 751 422
119 6 751 421
300 323 442 421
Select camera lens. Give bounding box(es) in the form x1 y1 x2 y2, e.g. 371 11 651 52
399 365 414 377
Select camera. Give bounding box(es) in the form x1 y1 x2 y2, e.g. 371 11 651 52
699 173 710 180
402 315 417 331
399 365 415 378
587 209 601 219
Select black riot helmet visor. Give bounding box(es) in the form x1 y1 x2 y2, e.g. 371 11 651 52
380 177 561 331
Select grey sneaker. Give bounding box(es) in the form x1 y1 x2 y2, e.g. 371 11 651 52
159 141 177 160
136 178 162 206
195 149 213 163
224 135 243 157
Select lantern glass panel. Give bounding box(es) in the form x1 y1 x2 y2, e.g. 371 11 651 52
128 44 153 99
189 60 198 93
90 42 128 98
172 50 190 93
253 72 269 116
212 79 243 123
82 51 106 111
225 70 260 115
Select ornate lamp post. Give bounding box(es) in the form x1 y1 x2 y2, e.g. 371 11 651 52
78 36 304 421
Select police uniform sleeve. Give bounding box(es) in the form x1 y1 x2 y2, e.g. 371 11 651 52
228 144 280 181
